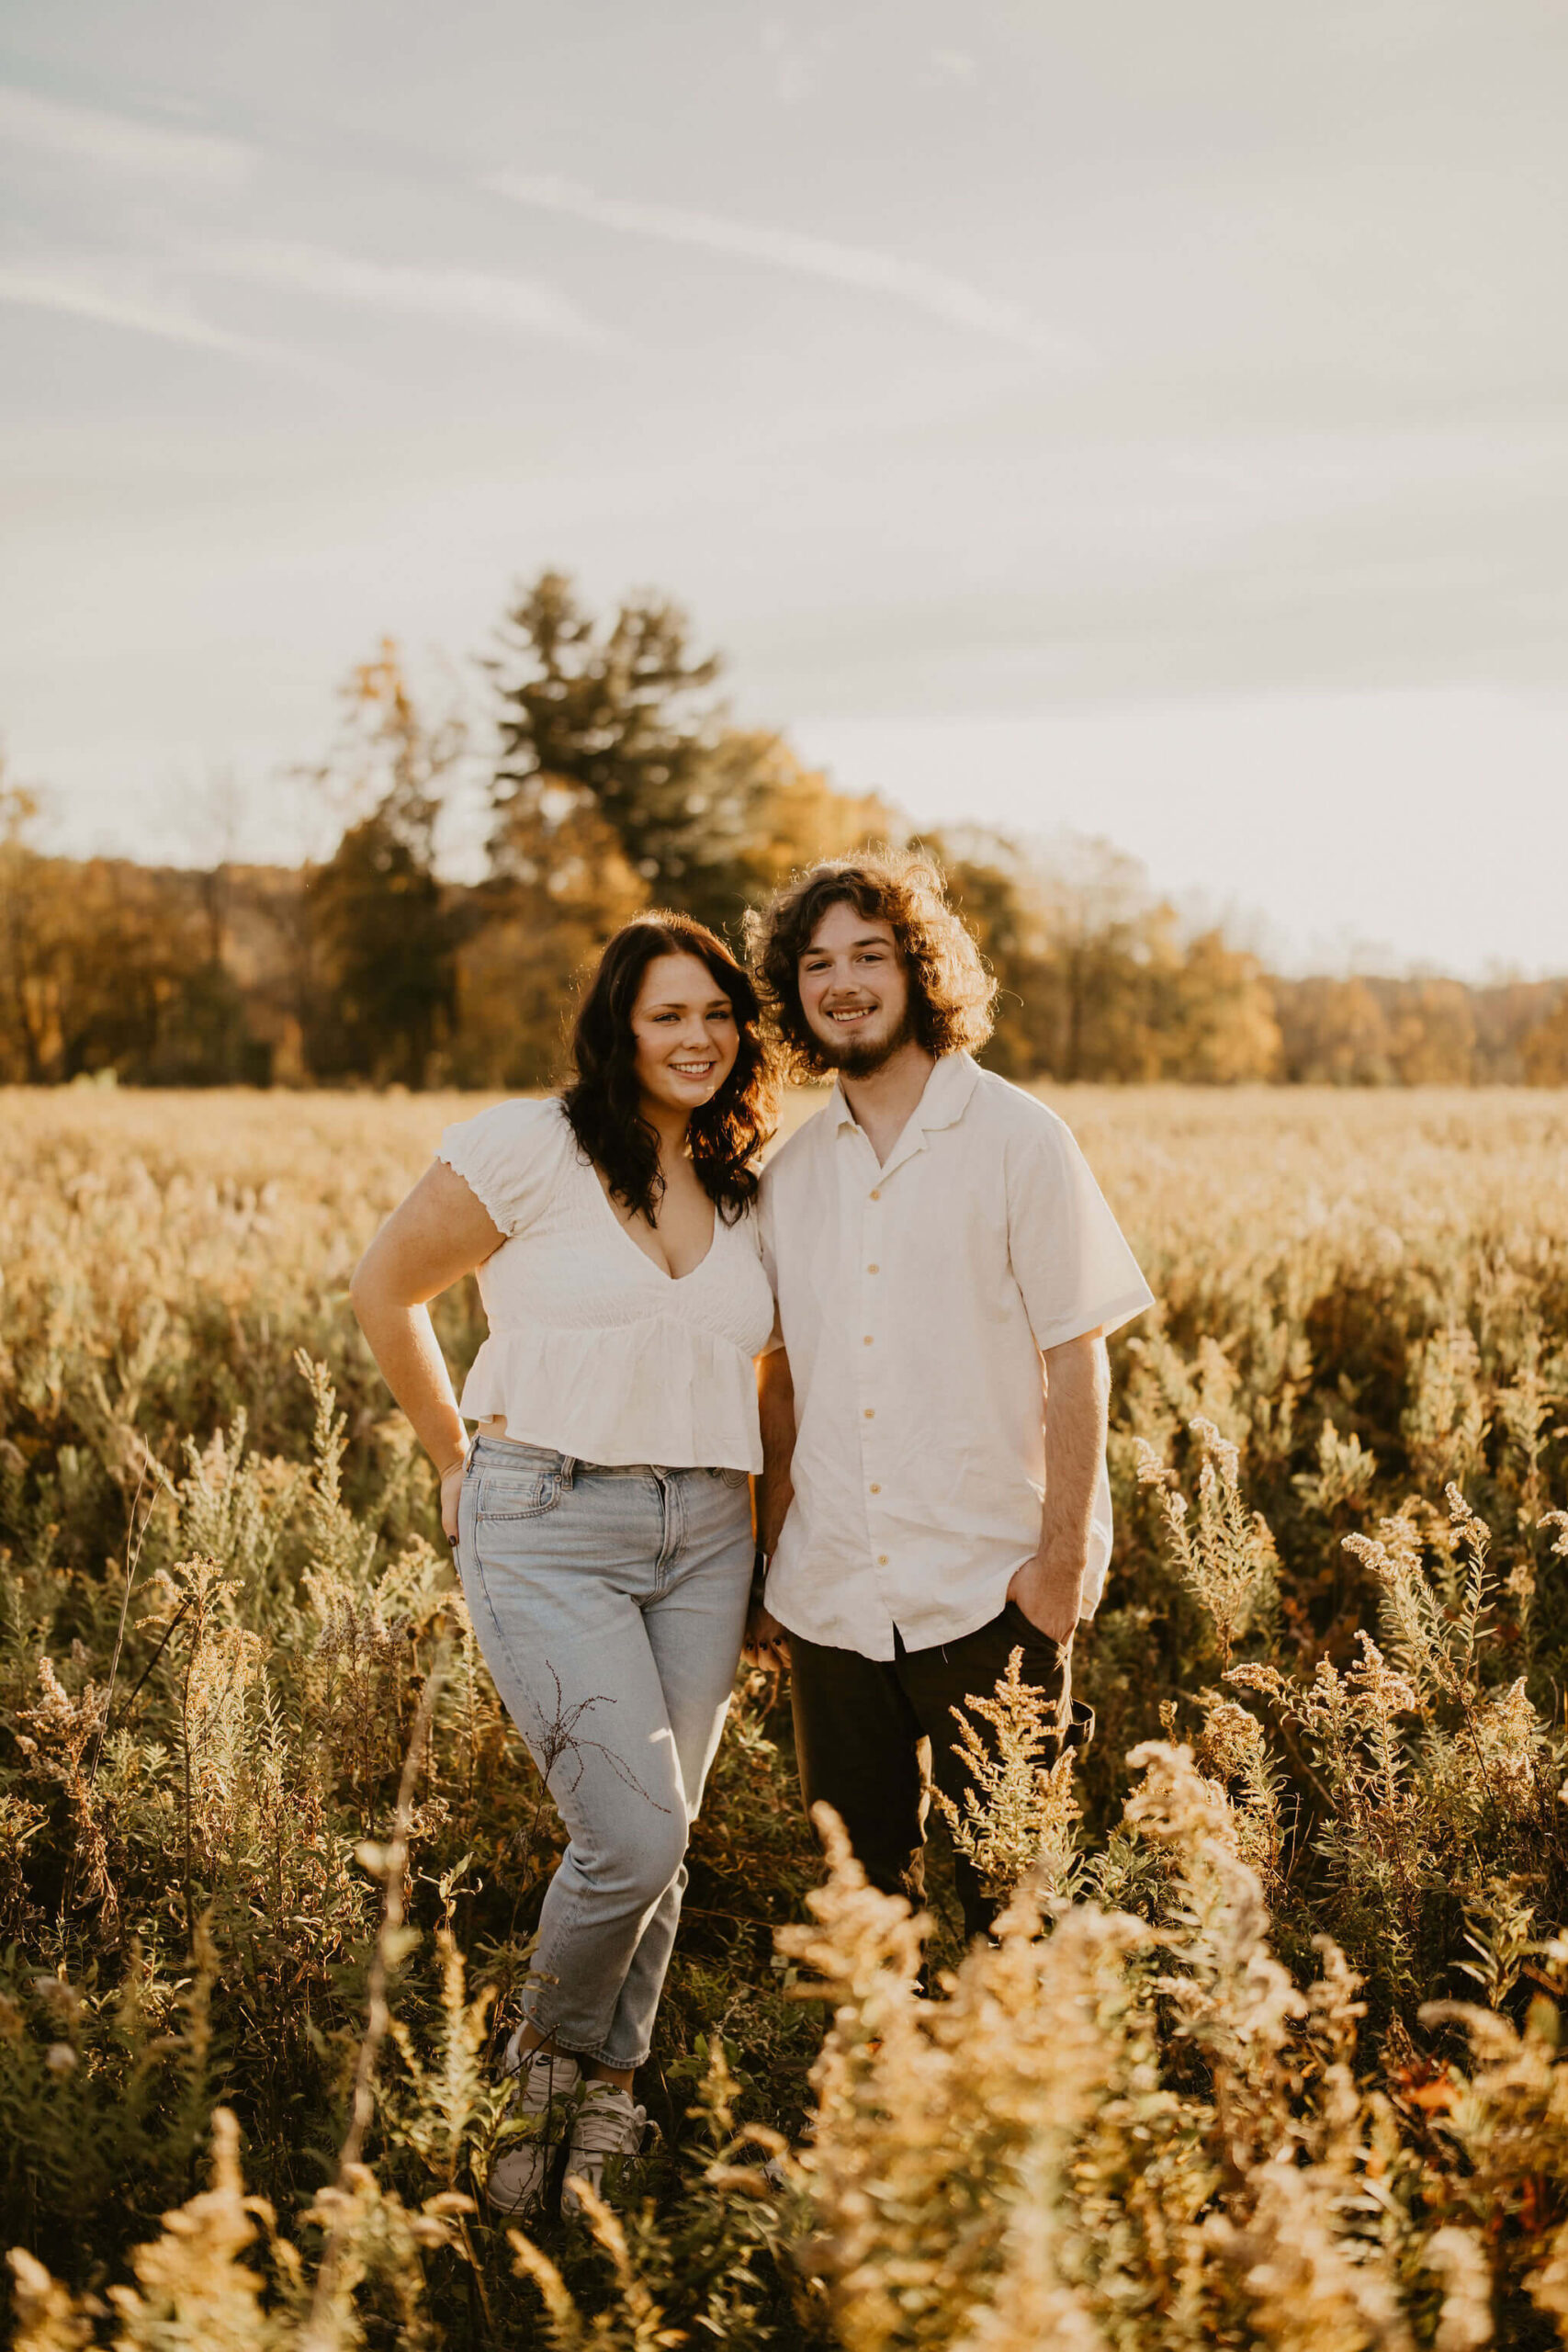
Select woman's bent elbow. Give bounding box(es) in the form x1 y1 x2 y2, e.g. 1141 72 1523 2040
347 1257 378 1324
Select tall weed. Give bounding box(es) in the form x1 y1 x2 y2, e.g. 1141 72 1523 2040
4 1084 1567 2346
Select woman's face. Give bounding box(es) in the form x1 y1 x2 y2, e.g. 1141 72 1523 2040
629 951 741 1119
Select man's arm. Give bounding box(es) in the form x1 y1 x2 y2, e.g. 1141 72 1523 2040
1006 1328 1109 1645
743 1345 796 1665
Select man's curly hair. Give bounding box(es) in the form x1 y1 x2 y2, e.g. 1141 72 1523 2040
747 846 997 1080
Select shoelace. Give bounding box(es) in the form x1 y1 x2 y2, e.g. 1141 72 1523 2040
570 2090 647 2157
508 2047 579 2119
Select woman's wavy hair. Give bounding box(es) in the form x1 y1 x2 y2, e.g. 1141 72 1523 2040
561 913 776 1224
747 846 997 1080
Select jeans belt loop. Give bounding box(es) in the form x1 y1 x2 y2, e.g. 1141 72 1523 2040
558 1453 578 1489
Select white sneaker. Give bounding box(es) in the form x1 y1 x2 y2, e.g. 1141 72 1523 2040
559 2082 649 2218
485 2033 582 2217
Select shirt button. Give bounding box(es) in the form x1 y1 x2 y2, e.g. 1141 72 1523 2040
870 1482 881 1494
863 1334 874 1345
867 1262 879 1273
863 1408 874 1419
869 1188 881 1201
877 1554 889 1566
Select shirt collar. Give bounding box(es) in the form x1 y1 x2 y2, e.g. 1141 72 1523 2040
830 1050 981 1138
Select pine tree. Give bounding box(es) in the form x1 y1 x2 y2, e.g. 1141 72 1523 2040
488 570 725 906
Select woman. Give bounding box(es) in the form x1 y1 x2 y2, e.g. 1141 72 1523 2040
350 913 776 2219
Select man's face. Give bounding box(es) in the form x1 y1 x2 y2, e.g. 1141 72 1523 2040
797 901 913 1075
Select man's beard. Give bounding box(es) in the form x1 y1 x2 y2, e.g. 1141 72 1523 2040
812 1002 914 1078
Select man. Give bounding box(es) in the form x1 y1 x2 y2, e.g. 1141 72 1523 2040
746 850 1155 1943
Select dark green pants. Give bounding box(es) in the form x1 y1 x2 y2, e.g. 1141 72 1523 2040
788 1600 1094 1945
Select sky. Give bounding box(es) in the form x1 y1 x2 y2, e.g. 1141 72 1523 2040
2 1 1565 978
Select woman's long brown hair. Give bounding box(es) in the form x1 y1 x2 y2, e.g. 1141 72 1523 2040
561 913 777 1223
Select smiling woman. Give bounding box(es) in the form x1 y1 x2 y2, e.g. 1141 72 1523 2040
346 909 778 2221
561 912 776 1240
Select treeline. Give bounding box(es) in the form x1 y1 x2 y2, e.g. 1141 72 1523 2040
3 571 1566 1090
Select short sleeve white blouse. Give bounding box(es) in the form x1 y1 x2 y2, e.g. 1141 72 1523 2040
438 1095 773 1473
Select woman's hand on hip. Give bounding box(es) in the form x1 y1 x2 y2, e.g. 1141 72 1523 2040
439 1451 468 1544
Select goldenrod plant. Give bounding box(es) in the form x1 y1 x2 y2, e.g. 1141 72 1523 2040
3 1083 1567 2346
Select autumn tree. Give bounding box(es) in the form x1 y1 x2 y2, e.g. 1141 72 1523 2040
1 768 233 1080
934 829 1283 1085
1164 929 1281 1082
303 641 467 1086
0 765 51 1080
1470 978 1560 1080
1274 976 1393 1084
698 729 897 922
0 840 239 1085
452 787 647 1089
1521 988 1568 1084
927 829 1050 1080
1385 978 1476 1085
1024 835 1160 1080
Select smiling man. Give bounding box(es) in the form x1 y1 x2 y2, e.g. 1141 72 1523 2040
745 850 1156 1943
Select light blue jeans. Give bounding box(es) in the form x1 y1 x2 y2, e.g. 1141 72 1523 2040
456 1432 753 2069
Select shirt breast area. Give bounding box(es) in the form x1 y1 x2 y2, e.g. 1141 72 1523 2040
438 1095 774 1471
758 1055 1156 1657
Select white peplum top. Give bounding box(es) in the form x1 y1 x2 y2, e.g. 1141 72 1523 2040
437 1095 774 1473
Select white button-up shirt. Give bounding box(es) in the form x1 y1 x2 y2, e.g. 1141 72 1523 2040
759 1052 1155 1659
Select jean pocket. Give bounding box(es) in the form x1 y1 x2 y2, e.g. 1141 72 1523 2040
1001 1598 1070 1659
474 1466 564 1522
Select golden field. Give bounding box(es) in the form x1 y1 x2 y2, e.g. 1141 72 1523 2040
3 1082 1568 2351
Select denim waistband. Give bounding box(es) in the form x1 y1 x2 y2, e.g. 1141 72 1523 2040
468 1430 738 1482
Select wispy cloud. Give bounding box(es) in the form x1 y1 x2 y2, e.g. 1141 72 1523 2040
0 233 616 372
0 84 254 186
484 172 1082 362
0 262 318 367
199 239 618 349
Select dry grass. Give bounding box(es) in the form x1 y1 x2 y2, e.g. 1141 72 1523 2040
3 1081 1567 2349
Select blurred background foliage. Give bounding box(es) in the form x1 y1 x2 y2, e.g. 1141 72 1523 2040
4 568 1566 1094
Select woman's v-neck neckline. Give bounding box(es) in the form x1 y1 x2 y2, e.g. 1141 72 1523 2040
586 1159 717 1284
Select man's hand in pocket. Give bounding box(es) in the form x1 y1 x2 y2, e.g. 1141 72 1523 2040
1005 1542 1086 1647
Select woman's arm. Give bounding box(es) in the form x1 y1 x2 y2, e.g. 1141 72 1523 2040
743 1345 796 1667
349 1161 506 1538
755 1344 796 1557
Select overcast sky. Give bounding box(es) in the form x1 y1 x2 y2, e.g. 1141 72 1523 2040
2 2 1565 976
